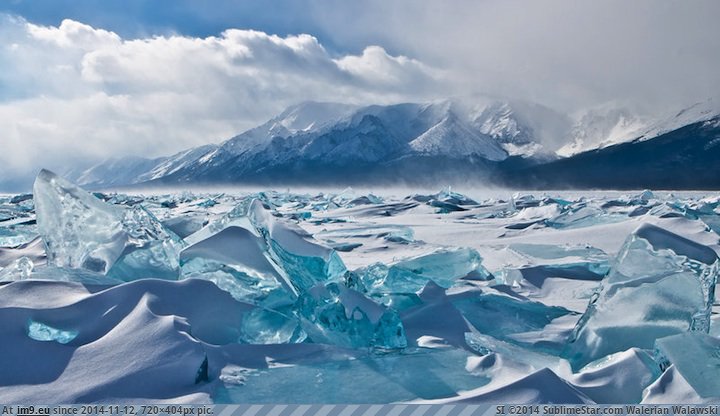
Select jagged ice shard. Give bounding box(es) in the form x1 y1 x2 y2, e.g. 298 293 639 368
247 199 347 295
564 223 719 371
181 199 347 300
180 226 294 308
33 170 183 280
106 205 185 280
183 197 255 246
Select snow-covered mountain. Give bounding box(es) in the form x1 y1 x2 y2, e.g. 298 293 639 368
65 146 219 188
65 97 720 189
558 99 720 156
501 110 720 189
70 98 571 187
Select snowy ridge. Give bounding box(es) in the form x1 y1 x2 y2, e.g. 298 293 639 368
559 99 720 157
558 107 647 157
139 145 219 182
635 99 720 142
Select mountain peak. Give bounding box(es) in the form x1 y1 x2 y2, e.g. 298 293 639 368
409 112 507 160
274 101 359 133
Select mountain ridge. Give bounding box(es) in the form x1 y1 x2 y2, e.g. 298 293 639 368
53 97 720 190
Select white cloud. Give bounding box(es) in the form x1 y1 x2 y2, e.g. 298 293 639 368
27 18 121 49
310 0 720 114
0 16 442 183
335 45 437 86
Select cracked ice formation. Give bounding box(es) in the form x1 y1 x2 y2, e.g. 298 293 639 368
564 223 719 371
411 188 478 213
435 186 477 205
298 282 407 350
654 332 720 398
0 257 33 281
359 247 492 294
34 169 125 273
27 320 78 344
106 206 184 280
33 170 183 280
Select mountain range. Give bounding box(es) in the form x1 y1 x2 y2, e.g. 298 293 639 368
62 97 720 190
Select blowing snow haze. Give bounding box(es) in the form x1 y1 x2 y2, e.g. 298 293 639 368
0 0 719 190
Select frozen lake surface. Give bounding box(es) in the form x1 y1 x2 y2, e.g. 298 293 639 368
0 172 718 404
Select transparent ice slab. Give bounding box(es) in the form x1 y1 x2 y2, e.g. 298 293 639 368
184 197 255 246
33 170 184 280
359 247 492 294
506 243 611 275
181 258 294 309
34 169 127 273
510 193 541 210
183 199 347 298
435 186 478 206
564 223 719 371
161 215 208 239
106 206 185 281
0 224 38 248
454 292 572 351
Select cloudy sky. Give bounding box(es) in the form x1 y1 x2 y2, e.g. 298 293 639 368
1 0 719 186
